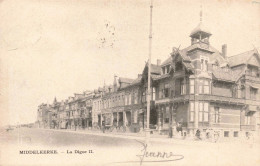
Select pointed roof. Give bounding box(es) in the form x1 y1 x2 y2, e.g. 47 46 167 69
190 22 212 39
228 49 259 67
141 63 161 76
212 67 243 82
150 64 161 74
161 57 172 66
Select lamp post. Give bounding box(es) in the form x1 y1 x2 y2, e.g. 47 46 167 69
145 0 153 144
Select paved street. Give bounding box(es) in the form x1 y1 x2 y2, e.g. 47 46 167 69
0 127 259 166
1 127 145 147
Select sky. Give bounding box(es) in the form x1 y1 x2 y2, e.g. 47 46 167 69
0 0 259 126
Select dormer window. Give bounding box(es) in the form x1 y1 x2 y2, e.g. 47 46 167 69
162 65 171 74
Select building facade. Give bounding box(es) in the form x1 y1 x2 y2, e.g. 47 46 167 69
36 20 260 139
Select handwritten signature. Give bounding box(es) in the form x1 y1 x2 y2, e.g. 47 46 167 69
136 140 184 165
106 139 184 165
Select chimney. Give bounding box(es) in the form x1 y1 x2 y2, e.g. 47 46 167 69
157 59 161 66
222 44 227 59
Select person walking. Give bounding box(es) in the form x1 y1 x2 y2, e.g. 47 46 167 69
102 121 105 133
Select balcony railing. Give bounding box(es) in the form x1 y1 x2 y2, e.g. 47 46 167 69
196 95 245 104
240 125 255 131
155 94 246 105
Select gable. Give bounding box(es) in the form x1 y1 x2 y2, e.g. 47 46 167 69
247 54 260 67
172 53 182 62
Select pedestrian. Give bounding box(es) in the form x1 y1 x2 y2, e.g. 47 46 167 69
169 126 173 138
195 129 201 140
102 121 105 133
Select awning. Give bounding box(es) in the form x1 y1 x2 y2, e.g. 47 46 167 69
248 82 260 89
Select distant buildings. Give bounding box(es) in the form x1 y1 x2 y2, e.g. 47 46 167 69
36 20 260 139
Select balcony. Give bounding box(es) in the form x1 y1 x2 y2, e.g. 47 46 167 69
155 95 191 104
155 94 246 105
240 125 255 131
245 99 260 106
196 95 245 105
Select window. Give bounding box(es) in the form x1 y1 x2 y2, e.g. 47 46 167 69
199 102 203 122
199 79 210 94
214 107 220 123
234 131 238 137
204 103 209 122
240 87 245 99
134 92 138 104
162 65 170 74
134 111 138 123
180 79 185 95
162 67 166 74
164 83 170 97
224 131 229 137
200 56 209 71
199 80 203 94
197 102 209 122
167 65 170 73
190 79 195 94
125 95 128 105
245 115 251 125
205 60 208 71
204 80 209 94
129 93 132 105
159 88 163 99
152 88 155 100
142 91 146 102
250 87 257 100
190 102 194 122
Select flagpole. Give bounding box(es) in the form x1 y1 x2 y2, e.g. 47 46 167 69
145 0 153 144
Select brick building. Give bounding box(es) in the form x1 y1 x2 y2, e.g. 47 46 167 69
36 20 260 139
153 21 260 138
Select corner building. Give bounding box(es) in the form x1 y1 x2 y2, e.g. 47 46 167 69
154 21 260 138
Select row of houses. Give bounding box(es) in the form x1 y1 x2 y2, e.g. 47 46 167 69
36 20 260 138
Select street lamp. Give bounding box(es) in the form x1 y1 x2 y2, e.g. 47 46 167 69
145 0 153 144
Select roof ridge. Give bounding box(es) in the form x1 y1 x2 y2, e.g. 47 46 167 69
228 49 254 58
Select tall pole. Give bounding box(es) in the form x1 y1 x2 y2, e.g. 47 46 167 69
146 0 153 143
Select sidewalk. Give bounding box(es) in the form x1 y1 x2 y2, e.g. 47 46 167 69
42 128 242 147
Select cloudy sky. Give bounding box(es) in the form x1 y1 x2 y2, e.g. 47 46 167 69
0 0 259 126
